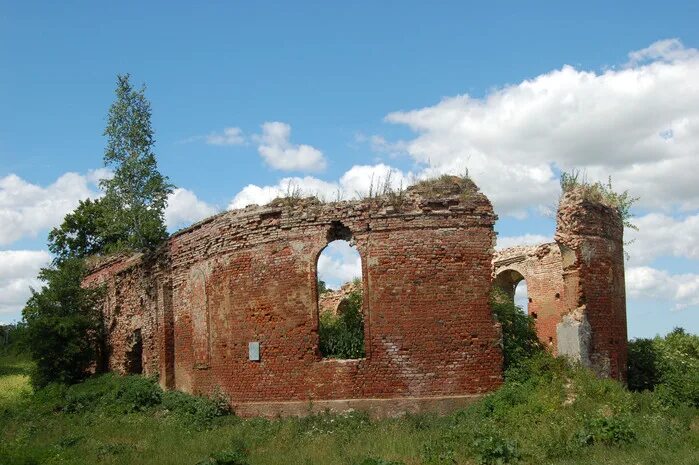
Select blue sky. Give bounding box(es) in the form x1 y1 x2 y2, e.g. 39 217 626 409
1 1 698 338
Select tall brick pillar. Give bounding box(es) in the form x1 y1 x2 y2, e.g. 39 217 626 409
554 189 628 381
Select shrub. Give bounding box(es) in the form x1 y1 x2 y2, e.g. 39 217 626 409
627 338 659 392
490 288 544 370
196 442 249 465
627 328 699 408
0 323 28 355
575 415 636 446
162 388 230 425
356 459 406 465
318 286 365 359
472 433 520 465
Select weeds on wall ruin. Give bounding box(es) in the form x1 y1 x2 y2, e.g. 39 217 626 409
560 169 639 230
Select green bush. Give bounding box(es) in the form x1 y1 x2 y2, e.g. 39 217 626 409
490 289 544 370
575 415 636 446
318 286 365 359
0 323 28 355
356 458 406 465
162 388 230 425
23 373 231 426
627 338 659 392
627 328 699 407
196 441 249 465
472 433 520 465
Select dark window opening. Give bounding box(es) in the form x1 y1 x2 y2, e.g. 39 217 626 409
125 328 143 374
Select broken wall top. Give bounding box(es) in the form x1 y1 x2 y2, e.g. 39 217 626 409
556 188 623 241
86 175 495 274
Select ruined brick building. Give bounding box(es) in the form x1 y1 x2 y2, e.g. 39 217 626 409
84 176 627 417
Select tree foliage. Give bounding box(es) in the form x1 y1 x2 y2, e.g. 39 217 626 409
47 198 117 264
47 74 173 260
23 74 174 388
22 258 104 388
627 327 699 407
99 74 173 252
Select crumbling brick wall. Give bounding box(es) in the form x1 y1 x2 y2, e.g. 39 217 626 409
86 177 504 416
493 189 627 381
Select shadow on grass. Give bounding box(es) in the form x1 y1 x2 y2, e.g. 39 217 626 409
0 353 32 378
0 364 30 377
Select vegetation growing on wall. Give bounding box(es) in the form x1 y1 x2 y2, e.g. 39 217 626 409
559 169 638 230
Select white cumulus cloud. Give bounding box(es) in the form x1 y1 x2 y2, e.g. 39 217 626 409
0 250 51 320
317 240 362 290
0 172 100 246
257 122 326 172
380 39 699 216
165 188 218 230
626 266 699 310
626 213 699 266
228 164 412 209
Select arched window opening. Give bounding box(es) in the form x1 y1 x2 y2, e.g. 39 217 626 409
317 237 365 359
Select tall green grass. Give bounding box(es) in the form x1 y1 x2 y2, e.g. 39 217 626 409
1 332 698 465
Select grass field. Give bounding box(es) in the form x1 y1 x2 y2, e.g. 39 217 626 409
1 352 697 465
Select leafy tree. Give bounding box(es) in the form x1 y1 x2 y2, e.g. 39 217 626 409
22 258 104 387
490 288 544 370
100 74 173 252
47 198 119 264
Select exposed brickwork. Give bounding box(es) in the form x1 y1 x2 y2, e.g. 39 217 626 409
493 189 628 381
86 179 628 415
85 177 504 416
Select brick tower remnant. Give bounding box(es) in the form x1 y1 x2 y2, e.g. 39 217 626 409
493 188 627 381
554 188 627 380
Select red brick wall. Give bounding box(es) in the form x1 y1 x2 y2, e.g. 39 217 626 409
86 178 504 413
